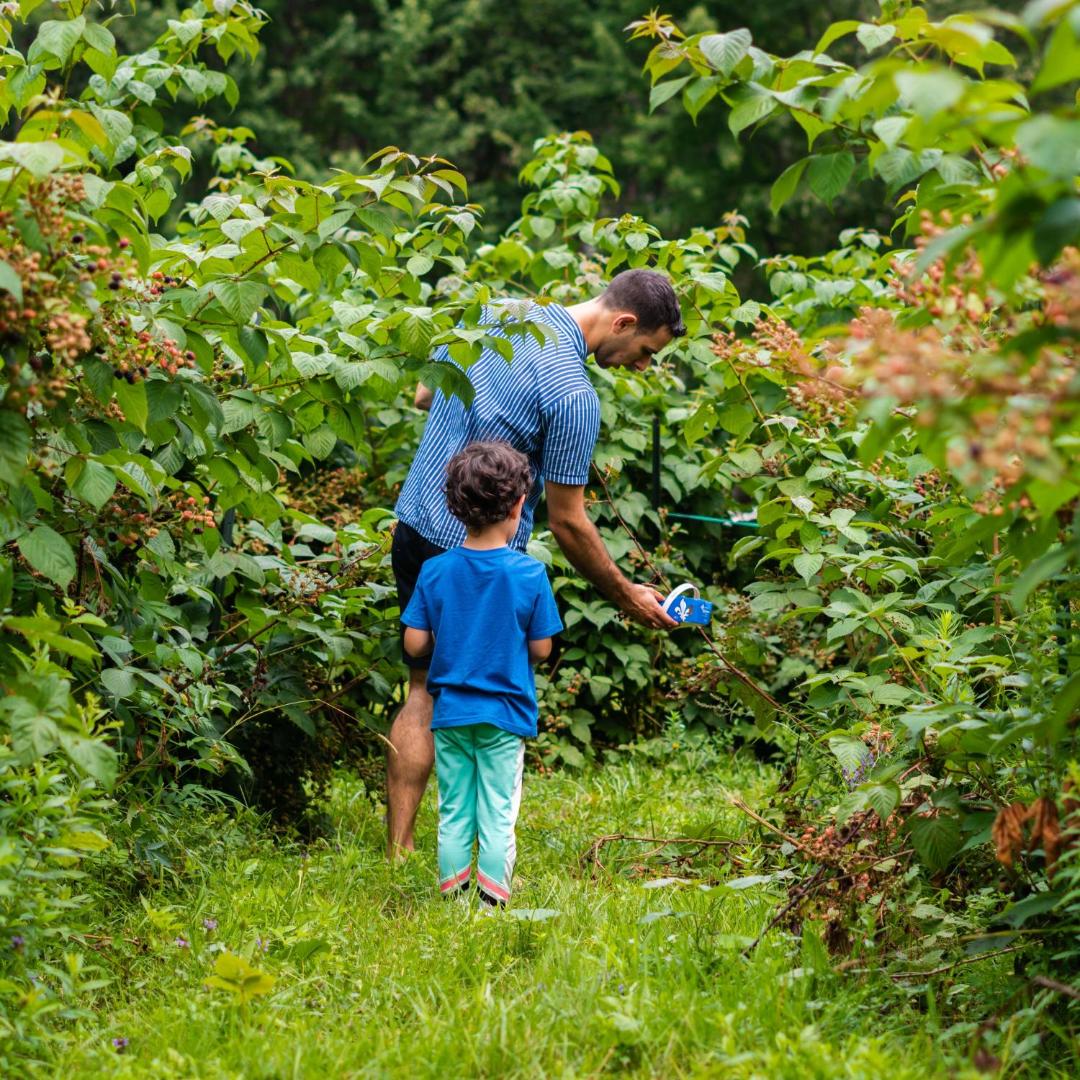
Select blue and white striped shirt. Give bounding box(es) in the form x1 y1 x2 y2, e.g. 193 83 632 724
395 301 601 551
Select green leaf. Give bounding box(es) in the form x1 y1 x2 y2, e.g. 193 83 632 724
649 76 692 113
214 280 265 324
81 21 115 54
729 87 776 135
0 258 23 303
856 22 895 51
793 552 823 584
1011 544 1075 610
1 141 65 179
828 735 871 774
29 16 86 65
1000 889 1064 929
99 667 136 699
70 459 116 509
1034 198 1080 264
3 615 97 660
699 29 752 76
685 402 716 446
276 252 321 292
863 782 900 822
58 730 117 786
874 147 943 191
935 154 982 186
1031 15 1080 94
17 525 76 588
770 157 809 215
406 253 434 277
1015 116 1080 179
908 814 962 871
807 152 855 207
146 380 184 426
114 379 148 433
718 404 754 437
303 425 337 460
895 69 965 121
0 410 31 484
815 20 859 54
205 952 276 1004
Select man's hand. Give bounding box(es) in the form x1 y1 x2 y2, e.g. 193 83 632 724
547 481 677 629
621 583 678 629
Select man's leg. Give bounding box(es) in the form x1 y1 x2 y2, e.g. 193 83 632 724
386 668 434 857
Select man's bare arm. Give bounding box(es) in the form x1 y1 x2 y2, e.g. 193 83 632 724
414 383 433 411
403 626 433 657
546 481 676 629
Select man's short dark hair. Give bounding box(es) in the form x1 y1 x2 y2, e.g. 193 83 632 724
599 269 685 337
445 441 532 531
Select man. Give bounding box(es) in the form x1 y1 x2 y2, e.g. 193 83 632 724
388 268 685 856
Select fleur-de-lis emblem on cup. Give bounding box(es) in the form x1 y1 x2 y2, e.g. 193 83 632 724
675 599 691 622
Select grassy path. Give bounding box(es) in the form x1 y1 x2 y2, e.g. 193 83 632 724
44 743 997 1078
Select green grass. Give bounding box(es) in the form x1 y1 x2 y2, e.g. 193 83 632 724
36 743 1047 1078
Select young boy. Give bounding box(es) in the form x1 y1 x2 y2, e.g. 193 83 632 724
400 441 562 905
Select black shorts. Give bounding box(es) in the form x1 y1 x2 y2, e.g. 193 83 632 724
392 521 447 670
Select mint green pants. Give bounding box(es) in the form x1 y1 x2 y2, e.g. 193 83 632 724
434 724 525 903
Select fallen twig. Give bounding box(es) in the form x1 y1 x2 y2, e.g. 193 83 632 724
889 943 1030 980
580 832 743 874
1032 975 1080 1001
730 797 805 850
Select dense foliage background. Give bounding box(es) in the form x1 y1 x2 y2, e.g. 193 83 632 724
105 0 967 262
1 0 1079 1074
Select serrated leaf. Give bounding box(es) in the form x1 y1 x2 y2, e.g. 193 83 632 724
58 730 117 790
406 253 434 277
700 29 752 76
856 22 895 51
807 152 855 206
114 379 148 432
863 782 900 822
908 814 962 871
729 88 776 135
17 525 76 588
0 258 23 303
770 157 809 215
649 76 691 113
828 735 871 774
303 425 337 460
874 147 943 191
0 410 31 484
70 459 116 509
1 140 65 179
793 552 823 584
29 16 86 64
214 280 265 324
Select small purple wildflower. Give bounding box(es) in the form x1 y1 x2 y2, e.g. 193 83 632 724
112 1037 129 1053
202 918 218 932
618 983 625 994
11 935 25 951
174 936 189 949
842 750 877 791
255 936 268 953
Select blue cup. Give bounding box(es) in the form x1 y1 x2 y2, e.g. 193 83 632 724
662 584 713 626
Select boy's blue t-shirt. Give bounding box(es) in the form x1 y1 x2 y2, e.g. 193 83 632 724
400 546 562 737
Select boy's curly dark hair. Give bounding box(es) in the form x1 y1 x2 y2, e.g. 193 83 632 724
445 441 532 531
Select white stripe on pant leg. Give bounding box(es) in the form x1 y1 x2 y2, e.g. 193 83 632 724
502 741 525 893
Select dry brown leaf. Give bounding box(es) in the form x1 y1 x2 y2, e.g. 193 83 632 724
991 801 1028 868
1029 796 1061 873
1064 778 1079 815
